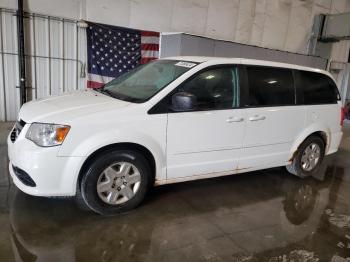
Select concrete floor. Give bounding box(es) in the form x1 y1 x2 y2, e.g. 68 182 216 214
0 122 350 262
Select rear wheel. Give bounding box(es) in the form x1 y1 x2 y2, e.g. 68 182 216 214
286 136 325 178
76 150 151 215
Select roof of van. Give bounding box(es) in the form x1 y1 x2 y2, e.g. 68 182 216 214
163 56 333 79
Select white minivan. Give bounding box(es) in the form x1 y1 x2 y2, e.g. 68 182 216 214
8 57 344 215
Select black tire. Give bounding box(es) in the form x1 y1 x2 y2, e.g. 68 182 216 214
286 135 325 178
76 150 152 216
75 179 92 211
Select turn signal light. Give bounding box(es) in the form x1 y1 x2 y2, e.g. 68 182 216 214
56 126 70 143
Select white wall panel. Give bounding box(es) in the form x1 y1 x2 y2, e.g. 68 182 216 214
311 0 332 16
77 24 87 91
34 16 50 98
84 0 349 54
0 0 82 19
262 0 292 50
49 19 63 96
171 0 209 36
205 0 239 41
1 10 20 121
330 0 350 14
64 22 80 93
329 40 350 89
2 0 350 55
0 9 87 121
284 0 313 53
129 0 173 32
86 0 131 28
235 0 255 44
0 11 6 120
331 40 350 63
250 0 267 46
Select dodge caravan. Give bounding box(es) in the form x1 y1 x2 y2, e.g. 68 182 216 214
8 57 344 215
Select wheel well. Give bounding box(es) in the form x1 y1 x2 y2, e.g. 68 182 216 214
77 143 156 191
311 131 327 148
290 131 328 162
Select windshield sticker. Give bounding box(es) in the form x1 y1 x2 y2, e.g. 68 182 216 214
175 61 197 68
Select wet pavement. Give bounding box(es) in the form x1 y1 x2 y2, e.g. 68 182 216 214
0 121 350 262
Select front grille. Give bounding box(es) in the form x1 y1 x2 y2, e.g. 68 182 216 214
12 165 36 187
10 119 26 143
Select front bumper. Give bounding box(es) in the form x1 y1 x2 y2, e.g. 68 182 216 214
7 124 86 197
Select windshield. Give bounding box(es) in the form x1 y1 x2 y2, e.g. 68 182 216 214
102 60 198 103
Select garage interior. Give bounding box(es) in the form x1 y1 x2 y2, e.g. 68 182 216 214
1 0 350 261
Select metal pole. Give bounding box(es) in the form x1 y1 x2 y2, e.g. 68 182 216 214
17 0 26 105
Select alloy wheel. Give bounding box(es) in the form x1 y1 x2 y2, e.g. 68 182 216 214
96 162 141 205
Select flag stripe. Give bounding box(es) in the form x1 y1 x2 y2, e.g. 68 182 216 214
141 31 160 37
141 43 159 51
87 80 104 89
140 57 157 64
141 50 159 58
141 36 160 44
88 73 114 83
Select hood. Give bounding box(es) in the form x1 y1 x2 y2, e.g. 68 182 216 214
19 89 131 123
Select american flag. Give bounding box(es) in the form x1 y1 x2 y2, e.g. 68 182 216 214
86 22 160 88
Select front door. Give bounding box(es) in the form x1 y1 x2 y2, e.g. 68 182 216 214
166 65 246 179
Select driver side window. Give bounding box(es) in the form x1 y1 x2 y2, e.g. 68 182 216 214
177 66 239 111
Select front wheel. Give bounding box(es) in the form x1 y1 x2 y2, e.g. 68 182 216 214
286 136 325 178
76 150 152 215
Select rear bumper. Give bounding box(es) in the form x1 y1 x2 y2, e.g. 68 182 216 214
7 126 86 197
327 131 343 155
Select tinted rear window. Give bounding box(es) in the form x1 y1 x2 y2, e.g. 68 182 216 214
296 71 340 104
246 66 295 106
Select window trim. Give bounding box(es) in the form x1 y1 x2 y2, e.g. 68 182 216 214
148 64 243 114
240 65 297 108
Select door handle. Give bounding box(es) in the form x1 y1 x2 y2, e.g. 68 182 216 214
226 117 244 123
249 115 266 121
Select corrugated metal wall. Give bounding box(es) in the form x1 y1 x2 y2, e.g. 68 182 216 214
0 8 87 121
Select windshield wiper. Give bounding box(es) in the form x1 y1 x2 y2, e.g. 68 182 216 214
94 87 145 103
92 87 105 94
94 88 116 98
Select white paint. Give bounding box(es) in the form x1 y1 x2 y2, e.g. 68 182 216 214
239 106 306 169
7 56 343 197
166 109 246 179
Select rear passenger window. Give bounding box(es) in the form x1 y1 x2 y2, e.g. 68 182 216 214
246 66 295 106
296 71 340 104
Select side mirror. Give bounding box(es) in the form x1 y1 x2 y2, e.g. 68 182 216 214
170 92 197 112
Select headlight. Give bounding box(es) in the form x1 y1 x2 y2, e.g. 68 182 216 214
26 123 70 147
